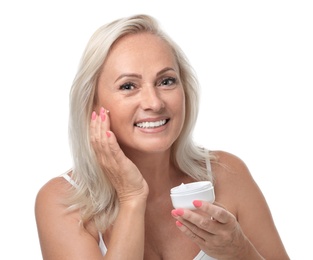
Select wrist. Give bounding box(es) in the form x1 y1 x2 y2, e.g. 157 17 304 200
118 181 149 208
119 194 148 211
236 236 265 260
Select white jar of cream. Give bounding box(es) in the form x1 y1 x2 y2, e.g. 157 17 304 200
170 181 215 210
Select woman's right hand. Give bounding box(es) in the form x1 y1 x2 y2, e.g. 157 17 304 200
90 107 149 205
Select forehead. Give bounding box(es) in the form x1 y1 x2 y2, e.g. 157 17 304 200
111 32 171 53
104 33 177 68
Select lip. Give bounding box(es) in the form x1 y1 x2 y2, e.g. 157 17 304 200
134 117 170 133
134 117 170 128
134 116 170 125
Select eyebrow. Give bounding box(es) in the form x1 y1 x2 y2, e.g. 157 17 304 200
156 67 176 76
114 67 176 83
114 73 142 83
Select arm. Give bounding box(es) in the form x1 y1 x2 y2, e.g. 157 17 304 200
90 107 149 259
171 151 289 259
35 178 147 260
105 198 146 259
35 178 106 260
35 108 149 259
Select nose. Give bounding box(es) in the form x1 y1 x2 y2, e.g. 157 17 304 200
140 86 165 112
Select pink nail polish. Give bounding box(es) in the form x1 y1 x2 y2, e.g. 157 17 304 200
176 220 183 227
101 111 106 121
175 208 184 216
171 210 178 217
193 200 202 208
106 131 111 137
91 111 96 120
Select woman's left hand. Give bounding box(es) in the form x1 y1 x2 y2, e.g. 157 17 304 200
171 200 252 259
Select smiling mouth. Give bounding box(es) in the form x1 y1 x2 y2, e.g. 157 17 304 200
134 119 169 129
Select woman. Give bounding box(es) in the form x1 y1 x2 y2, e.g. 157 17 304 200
35 14 289 259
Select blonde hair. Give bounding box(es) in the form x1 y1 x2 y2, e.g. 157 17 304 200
68 14 215 232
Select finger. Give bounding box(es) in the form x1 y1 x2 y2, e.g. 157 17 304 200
193 200 232 224
99 107 111 147
90 107 110 164
175 220 208 245
90 110 101 146
172 202 234 236
105 130 127 164
90 108 110 147
172 208 219 235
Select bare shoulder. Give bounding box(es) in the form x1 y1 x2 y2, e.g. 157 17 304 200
210 150 253 185
35 175 78 232
35 175 101 259
210 150 290 259
35 175 72 212
209 150 263 215
211 150 249 170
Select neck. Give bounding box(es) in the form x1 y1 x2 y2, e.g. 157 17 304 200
124 149 187 199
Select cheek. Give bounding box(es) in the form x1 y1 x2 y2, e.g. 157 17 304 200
94 87 114 110
108 111 121 130
172 90 186 129
108 109 132 137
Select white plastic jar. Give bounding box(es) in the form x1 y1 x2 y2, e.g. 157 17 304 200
170 181 215 210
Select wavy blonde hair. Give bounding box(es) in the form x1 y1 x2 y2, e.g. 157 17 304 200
68 14 215 232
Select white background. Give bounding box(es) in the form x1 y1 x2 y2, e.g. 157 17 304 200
0 1 312 259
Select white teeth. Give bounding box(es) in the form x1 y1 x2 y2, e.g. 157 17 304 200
136 119 166 128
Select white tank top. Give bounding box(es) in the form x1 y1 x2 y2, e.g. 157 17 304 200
62 154 216 260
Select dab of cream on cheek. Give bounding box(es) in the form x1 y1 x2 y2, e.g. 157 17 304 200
170 181 215 210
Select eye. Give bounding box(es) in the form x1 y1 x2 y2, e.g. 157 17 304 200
119 82 136 90
159 77 176 86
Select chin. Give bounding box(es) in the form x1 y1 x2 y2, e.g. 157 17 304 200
121 139 174 154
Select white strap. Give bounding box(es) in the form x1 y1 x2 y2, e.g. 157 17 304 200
61 171 78 188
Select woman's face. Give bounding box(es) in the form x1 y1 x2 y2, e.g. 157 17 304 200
96 33 185 154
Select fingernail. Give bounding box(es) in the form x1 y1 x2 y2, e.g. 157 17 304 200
193 200 202 208
101 111 106 121
176 220 183 227
171 210 178 217
106 131 111 137
91 111 96 120
173 208 184 216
